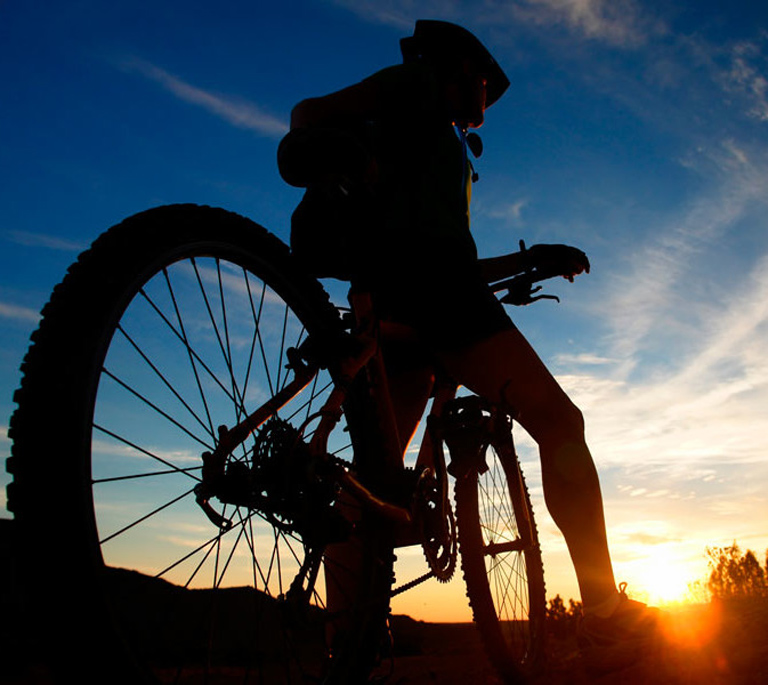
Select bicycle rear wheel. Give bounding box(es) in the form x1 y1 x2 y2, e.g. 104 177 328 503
453 422 547 683
7 204 393 683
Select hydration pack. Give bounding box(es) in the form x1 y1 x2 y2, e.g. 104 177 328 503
278 128 374 280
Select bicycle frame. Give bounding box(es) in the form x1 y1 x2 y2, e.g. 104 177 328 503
195 240 562 536
195 287 458 535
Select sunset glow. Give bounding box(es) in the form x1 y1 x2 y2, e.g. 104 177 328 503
639 550 698 606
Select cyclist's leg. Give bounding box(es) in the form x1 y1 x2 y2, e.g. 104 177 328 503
325 340 433 650
380 336 435 454
437 326 618 610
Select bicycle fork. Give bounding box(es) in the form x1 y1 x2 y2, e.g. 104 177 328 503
440 396 536 553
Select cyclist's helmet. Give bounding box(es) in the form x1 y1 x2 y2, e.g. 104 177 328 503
400 20 510 107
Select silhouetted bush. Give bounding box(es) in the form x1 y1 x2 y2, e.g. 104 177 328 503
546 594 583 638
706 543 768 600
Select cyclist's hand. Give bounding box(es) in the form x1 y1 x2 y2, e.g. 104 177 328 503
527 244 590 282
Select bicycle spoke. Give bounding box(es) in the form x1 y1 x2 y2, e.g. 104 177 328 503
163 266 216 440
138 286 241 408
99 486 196 545
251 278 275 398
239 269 262 415
115 324 214 439
101 368 214 452
93 423 203 482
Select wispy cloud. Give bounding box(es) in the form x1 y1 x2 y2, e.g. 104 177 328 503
486 198 528 224
596 157 768 372
507 0 666 48
561 162 768 466
555 352 617 366
720 38 768 122
331 0 665 48
4 229 84 252
121 58 288 138
330 0 460 29
0 301 40 324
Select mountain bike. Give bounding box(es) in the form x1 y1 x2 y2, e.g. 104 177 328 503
7 204 555 684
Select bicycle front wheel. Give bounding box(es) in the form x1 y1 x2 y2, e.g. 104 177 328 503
454 432 547 682
7 205 393 684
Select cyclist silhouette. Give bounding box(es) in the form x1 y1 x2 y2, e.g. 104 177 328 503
280 19 658 671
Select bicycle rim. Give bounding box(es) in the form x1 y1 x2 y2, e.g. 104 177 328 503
8 205 392 683
454 440 546 682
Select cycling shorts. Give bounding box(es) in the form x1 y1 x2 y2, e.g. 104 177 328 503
372 272 515 352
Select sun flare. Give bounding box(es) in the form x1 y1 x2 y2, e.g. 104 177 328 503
639 550 695 606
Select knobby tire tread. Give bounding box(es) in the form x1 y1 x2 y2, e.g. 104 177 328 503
454 445 547 684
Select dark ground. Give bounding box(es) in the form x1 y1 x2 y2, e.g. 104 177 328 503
382 600 768 684
2 517 767 684
3 602 767 684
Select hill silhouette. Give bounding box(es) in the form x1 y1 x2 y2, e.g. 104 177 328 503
2 519 768 684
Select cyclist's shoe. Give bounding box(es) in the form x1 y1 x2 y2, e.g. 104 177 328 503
577 583 661 675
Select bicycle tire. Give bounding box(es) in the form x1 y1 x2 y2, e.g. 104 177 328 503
454 431 547 682
7 204 393 684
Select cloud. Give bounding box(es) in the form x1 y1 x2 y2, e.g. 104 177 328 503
121 58 288 138
508 0 665 48
331 0 664 48
560 275 768 469
554 352 617 366
4 229 84 252
620 529 681 546
0 301 40 324
541 156 768 481
330 0 435 28
595 158 768 371
721 39 768 122
486 198 528 224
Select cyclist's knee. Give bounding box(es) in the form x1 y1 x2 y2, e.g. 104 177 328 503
536 403 598 492
558 400 585 440
545 403 587 457
507 384 585 448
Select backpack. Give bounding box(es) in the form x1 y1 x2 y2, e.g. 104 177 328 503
278 128 375 280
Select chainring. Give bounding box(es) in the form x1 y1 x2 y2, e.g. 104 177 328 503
414 468 458 583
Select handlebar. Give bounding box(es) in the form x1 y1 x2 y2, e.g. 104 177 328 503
490 241 562 306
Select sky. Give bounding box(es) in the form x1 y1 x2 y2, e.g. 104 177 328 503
2 0 768 622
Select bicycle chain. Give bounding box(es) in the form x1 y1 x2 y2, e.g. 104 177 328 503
391 570 435 598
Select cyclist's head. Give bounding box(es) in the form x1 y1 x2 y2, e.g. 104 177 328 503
400 20 510 120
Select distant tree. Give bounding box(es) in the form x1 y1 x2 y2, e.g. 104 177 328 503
546 594 567 622
546 594 583 638
706 543 768 600
569 597 583 617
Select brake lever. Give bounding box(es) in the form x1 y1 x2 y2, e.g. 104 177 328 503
527 288 560 304
495 240 561 306
500 283 560 306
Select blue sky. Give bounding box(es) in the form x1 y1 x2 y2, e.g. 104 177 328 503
2 0 768 620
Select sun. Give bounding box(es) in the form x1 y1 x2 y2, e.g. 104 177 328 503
640 550 695 606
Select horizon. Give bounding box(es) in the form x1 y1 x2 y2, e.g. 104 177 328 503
2 1 768 622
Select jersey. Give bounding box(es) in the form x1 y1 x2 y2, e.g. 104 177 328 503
353 63 513 350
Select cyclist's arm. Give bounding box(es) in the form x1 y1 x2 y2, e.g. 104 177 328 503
478 252 527 283
480 244 590 283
